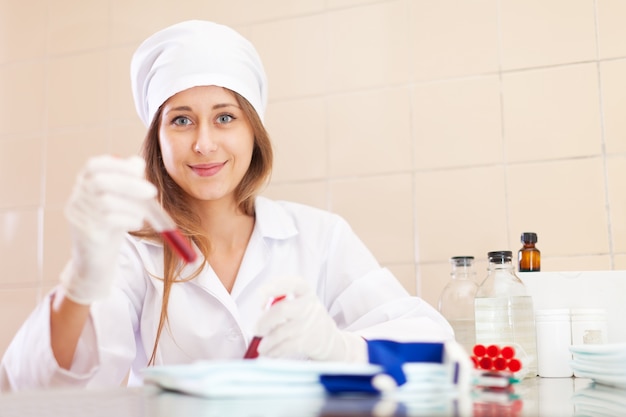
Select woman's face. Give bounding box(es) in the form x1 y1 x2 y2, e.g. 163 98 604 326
158 85 254 205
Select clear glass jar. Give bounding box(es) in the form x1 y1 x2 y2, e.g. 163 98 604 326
474 250 537 377
438 256 478 354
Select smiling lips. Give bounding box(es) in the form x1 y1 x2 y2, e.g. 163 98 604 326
190 162 226 177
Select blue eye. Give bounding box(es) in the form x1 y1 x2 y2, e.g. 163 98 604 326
217 114 233 124
173 116 192 126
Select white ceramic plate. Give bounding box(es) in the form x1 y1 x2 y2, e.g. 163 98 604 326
569 343 626 357
568 367 626 389
570 359 626 376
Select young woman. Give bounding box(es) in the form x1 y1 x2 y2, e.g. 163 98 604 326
0 20 452 391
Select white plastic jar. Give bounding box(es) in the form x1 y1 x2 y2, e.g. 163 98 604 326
570 308 608 345
535 309 573 377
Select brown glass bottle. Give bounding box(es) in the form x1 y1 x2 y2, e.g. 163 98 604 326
518 232 540 272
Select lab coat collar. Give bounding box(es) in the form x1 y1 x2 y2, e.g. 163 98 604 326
227 196 298 299
253 196 298 240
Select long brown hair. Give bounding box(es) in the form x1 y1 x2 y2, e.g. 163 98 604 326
131 89 273 365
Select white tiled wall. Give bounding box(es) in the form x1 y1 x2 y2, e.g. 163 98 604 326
1 0 625 357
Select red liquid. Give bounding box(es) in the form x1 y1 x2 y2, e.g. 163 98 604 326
244 337 262 359
161 229 197 263
243 294 289 359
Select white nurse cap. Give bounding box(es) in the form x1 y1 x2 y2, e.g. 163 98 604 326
130 20 268 127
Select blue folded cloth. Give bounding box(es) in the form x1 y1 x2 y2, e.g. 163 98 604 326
320 340 449 395
368 340 445 385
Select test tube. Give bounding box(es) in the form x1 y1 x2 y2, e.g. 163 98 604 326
145 199 197 263
243 294 291 359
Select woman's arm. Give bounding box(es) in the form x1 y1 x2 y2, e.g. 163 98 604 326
50 289 91 370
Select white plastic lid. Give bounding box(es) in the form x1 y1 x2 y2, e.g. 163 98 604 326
570 308 607 320
535 308 570 321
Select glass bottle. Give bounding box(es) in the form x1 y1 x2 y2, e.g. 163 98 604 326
438 256 478 354
518 232 540 272
474 251 537 377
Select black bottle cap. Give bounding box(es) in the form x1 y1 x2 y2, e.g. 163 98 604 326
521 232 538 243
487 251 512 263
450 256 474 267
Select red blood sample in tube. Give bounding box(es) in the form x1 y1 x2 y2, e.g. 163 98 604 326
244 337 262 360
493 357 507 371
473 344 486 357
161 229 197 263
486 344 500 358
479 357 492 370
501 345 515 359
243 295 289 359
508 358 522 372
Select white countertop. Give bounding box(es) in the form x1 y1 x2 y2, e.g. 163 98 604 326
0 377 620 416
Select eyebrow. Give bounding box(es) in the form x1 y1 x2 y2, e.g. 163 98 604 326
167 103 240 112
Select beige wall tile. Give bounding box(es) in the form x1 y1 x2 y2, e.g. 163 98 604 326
328 88 412 176
596 0 626 59
417 263 448 308
48 52 109 129
124 0 326 29
600 59 626 155
408 0 499 81
42 208 71 285
226 0 325 24
0 0 46 63
607 155 626 253
40 282 58 301
251 15 327 101
45 127 109 207
499 0 596 70
110 121 146 158
330 174 414 264
328 1 410 92
47 0 108 55
614 255 626 270
412 76 502 169
502 64 602 162
109 1 178 46
0 62 45 136
0 209 40 285
0 137 43 208
507 158 609 257
327 0 375 8
264 98 327 182
262 181 328 211
415 166 509 263
420 259 485 309
109 46 139 123
0 288 40 359
386 263 416 296
111 0 325 47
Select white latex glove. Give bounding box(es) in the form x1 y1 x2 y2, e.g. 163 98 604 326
254 278 368 362
60 155 157 305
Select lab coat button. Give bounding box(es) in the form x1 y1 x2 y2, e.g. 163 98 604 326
227 328 239 341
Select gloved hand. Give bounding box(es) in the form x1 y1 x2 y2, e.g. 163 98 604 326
254 278 368 362
60 155 157 305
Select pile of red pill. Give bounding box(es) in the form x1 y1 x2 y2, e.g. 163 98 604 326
471 344 522 373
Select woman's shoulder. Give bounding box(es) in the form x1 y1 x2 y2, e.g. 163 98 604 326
255 196 353 240
121 233 163 272
256 196 345 224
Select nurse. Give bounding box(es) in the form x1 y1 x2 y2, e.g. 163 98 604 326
0 20 452 390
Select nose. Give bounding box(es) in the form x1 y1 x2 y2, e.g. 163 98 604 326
193 123 218 154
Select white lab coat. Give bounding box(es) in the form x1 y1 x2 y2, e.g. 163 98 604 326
0 197 452 391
